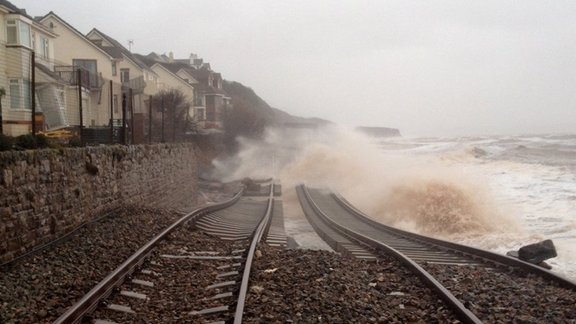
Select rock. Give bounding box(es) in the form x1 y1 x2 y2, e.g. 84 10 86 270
518 239 557 264
506 251 519 258
537 261 553 270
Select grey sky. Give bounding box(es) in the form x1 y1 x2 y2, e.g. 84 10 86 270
17 0 576 136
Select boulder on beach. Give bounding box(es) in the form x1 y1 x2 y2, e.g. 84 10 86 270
518 239 557 264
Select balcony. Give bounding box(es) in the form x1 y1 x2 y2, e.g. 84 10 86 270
122 76 147 94
53 66 103 89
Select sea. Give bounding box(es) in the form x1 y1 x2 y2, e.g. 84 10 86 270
373 133 576 281
217 127 576 281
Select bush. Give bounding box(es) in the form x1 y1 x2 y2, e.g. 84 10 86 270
0 134 14 151
68 137 83 147
14 134 38 150
35 134 49 148
13 134 51 150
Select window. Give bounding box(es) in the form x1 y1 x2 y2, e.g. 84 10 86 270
73 59 98 87
9 79 31 109
112 62 117 76
6 19 32 47
6 20 17 44
120 69 130 83
195 108 206 121
40 37 49 59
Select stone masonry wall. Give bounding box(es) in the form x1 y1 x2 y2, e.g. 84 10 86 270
0 143 199 264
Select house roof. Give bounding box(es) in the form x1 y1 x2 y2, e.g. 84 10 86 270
39 12 114 60
150 63 195 90
87 28 150 71
0 0 23 14
0 1 56 36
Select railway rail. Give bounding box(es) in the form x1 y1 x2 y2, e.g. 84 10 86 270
54 179 280 323
297 184 576 323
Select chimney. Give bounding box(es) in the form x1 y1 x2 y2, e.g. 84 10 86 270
168 51 174 63
189 53 198 65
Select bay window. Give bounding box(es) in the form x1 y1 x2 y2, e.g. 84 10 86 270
6 19 32 48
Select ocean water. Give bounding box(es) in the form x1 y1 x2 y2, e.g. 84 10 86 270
214 127 576 280
375 134 576 280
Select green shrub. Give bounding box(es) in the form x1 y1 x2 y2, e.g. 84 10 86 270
68 137 83 147
0 134 14 151
13 134 52 150
35 134 49 148
15 134 38 150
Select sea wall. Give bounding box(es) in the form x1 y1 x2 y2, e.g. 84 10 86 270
0 143 199 263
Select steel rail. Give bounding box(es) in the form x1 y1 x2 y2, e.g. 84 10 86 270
299 185 483 324
233 182 275 324
54 188 245 324
331 191 576 290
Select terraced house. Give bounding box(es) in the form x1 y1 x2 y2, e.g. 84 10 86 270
1 0 231 138
0 0 56 135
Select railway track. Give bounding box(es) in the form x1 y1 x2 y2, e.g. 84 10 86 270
54 179 283 323
297 184 576 323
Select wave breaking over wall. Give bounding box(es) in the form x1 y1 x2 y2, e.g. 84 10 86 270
213 125 520 239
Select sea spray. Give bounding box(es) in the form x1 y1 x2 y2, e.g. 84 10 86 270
213 124 520 239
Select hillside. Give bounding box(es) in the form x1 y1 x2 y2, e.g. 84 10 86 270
222 80 330 131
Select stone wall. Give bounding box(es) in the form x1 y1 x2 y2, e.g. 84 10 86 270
0 143 199 264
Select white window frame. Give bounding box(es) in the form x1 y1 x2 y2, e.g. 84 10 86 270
40 36 50 59
120 68 130 83
9 79 32 110
6 19 32 48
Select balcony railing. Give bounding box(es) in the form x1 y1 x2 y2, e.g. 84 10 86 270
122 76 147 94
53 66 103 89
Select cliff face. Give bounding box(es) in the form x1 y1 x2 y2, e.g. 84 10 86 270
223 80 400 138
355 126 401 137
223 80 329 131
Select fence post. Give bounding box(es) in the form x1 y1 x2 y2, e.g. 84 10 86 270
0 90 4 135
122 93 127 145
31 51 36 135
109 80 113 143
148 95 152 144
161 96 165 143
130 88 135 144
77 69 84 146
172 99 176 143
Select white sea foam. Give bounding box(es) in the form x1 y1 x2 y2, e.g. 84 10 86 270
213 127 576 279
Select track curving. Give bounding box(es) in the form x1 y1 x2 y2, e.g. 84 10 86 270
298 184 576 323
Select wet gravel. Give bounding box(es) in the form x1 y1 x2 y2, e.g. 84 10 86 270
426 263 576 323
90 227 246 323
243 246 458 323
0 206 183 323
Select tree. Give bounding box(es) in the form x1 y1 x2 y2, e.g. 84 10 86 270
150 89 194 142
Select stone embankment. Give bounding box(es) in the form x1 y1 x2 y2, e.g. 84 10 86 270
0 144 200 264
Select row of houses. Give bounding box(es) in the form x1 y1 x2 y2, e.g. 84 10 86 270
0 0 231 138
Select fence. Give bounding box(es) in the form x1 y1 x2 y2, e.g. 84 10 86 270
0 42 197 146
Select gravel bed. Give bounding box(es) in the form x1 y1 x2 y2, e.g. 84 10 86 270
243 246 458 323
425 264 576 322
90 228 247 323
0 206 182 323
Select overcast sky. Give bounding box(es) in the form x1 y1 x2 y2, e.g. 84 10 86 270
18 0 576 137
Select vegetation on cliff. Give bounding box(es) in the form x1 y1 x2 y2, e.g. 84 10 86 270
222 80 329 151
